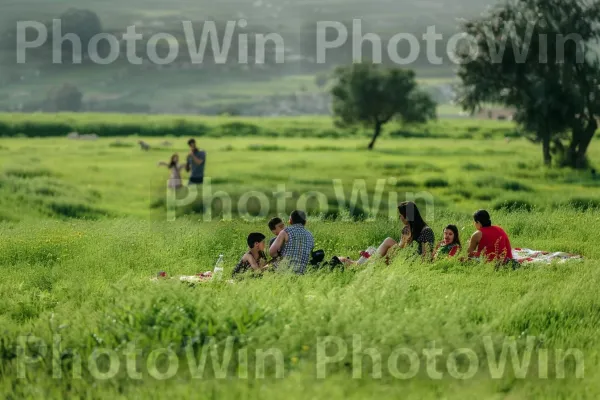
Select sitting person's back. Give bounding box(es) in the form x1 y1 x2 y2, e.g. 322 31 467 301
269 210 314 274
476 225 513 262
468 210 513 263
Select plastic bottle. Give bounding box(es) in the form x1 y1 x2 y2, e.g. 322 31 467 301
213 254 224 279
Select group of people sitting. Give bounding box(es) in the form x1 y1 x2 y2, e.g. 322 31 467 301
232 201 514 278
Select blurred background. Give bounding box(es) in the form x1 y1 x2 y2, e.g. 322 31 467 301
0 0 496 117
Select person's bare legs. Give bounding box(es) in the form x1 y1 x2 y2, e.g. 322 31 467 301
377 237 397 257
337 256 356 266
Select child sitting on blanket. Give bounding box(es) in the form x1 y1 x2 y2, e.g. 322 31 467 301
434 224 461 259
231 233 269 278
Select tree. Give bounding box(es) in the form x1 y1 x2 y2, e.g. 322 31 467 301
455 0 600 168
330 63 437 149
45 83 83 112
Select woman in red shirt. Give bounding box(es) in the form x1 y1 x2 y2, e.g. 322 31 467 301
467 210 513 263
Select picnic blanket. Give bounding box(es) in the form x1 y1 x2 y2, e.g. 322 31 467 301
512 248 583 264
151 271 235 284
179 271 213 283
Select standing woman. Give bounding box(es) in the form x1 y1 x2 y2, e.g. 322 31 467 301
157 153 185 190
376 201 435 261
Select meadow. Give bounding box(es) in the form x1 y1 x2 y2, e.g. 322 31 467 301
1 115 600 398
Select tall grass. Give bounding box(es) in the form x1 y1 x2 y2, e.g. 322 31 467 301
1 128 600 398
0 211 599 398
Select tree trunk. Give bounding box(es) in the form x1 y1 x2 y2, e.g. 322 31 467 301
567 117 596 169
575 118 597 169
542 135 552 166
368 121 383 150
567 139 579 168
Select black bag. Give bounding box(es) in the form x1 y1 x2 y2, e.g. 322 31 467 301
309 249 325 265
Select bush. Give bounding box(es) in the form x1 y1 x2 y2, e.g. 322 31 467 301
562 197 600 211
516 162 529 170
474 176 531 192
504 130 522 138
4 168 55 179
304 146 343 151
453 189 472 199
424 178 449 188
502 180 531 192
462 163 484 171
315 129 342 138
219 122 261 136
394 179 418 188
247 144 287 151
473 191 497 201
46 201 108 219
492 199 535 212
389 130 446 139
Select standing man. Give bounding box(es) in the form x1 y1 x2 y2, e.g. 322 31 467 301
186 138 206 185
269 210 314 275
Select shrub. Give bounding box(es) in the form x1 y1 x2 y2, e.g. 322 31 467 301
474 192 495 201
389 130 446 139
247 144 287 151
474 176 531 192
417 163 443 173
4 168 54 179
394 179 418 188
453 189 472 199
304 146 343 152
46 201 108 219
219 122 260 136
315 129 342 138
492 199 535 212
516 162 529 170
504 130 522 138
502 180 531 192
563 197 600 211
424 178 449 188
462 163 484 171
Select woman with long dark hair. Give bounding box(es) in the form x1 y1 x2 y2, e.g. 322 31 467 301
376 201 435 260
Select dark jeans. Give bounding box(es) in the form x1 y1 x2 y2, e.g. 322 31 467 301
188 177 204 185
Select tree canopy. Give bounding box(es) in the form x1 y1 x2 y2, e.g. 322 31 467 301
455 0 600 168
330 63 436 149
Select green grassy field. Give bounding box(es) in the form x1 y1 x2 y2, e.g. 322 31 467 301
1 116 600 398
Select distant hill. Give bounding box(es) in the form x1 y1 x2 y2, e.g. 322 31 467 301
2 0 495 33
0 0 497 115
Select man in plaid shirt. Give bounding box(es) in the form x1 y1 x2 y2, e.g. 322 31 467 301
269 210 315 274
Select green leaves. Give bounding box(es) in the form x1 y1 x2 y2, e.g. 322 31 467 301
456 0 600 167
330 63 437 148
